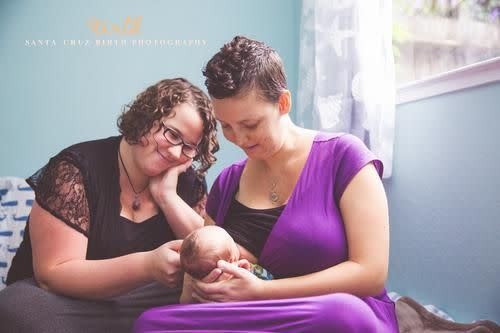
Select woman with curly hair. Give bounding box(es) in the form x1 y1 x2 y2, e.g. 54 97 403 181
135 37 398 332
0 78 219 332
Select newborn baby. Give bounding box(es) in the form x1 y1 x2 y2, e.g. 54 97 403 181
179 225 272 303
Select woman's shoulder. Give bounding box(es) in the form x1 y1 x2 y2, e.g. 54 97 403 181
62 136 121 157
209 159 246 192
217 159 247 179
226 159 247 171
28 135 120 188
55 136 121 168
206 159 246 218
310 132 381 173
26 136 121 190
312 132 371 154
313 131 352 144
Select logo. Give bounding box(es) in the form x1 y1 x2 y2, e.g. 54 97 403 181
87 16 142 35
24 16 207 48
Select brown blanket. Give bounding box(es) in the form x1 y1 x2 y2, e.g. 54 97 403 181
396 296 500 333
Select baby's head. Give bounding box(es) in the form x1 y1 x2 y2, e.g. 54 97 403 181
180 225 240 280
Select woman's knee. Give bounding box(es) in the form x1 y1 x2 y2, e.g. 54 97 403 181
134 308 154 332
134 304 199 333
311 293 379 333
134 306 176 332
0 279 52 331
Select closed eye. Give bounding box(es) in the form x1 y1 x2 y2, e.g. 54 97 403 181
166 129 182 142
243 122 259 129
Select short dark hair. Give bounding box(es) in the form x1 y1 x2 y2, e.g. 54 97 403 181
203 36 288 102
117 78 219 177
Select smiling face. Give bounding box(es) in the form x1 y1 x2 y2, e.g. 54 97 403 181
134 102 204 177
213 89 286 160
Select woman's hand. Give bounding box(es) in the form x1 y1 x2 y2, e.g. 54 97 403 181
149 159 192 204
147 239 183 288
191 260 265 303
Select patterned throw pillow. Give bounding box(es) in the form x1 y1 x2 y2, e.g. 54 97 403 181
0 177 34 290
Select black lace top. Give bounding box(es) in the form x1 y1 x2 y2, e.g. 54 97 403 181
6 136 206 285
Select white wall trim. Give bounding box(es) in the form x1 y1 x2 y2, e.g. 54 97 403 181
396 56 500 105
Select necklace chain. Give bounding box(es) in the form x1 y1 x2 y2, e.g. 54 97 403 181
265 165 281 205
118 148 148 211
269 182 280 204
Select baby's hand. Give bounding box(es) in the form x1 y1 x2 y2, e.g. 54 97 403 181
236 259 252 271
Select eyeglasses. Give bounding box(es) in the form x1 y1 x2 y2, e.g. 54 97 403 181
159 122 199 158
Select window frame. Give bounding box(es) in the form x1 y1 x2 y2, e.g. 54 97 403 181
396 56 500 104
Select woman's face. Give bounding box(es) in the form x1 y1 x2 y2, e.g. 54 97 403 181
136 102 204 177
212 89 283 159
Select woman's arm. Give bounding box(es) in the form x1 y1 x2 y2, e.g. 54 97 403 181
149 162 204 239
259 163 389 299
156 193 204 239
30 202 182 300
193 163 389 301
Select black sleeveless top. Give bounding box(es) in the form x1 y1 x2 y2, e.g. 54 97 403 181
7 136 206 285
223 195 286 259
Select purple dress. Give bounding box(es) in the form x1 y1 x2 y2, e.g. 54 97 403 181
134 133 399 333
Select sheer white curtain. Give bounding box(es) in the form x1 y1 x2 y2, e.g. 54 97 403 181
297 0 395 178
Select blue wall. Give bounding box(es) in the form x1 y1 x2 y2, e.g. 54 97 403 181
3 0 498 325
385 81 500 323
0 0 300 185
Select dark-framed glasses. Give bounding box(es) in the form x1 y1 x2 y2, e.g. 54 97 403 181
160 122 199 158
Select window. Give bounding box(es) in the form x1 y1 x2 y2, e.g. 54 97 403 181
393 0 500 86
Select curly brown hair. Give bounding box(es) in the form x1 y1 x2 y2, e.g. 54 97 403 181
117 78 219 177
203 36 288 103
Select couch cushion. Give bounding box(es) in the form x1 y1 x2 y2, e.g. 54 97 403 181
0 177 34 290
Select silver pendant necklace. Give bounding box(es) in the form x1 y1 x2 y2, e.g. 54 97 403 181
118 148 148 211
261 162 282 205
269 180 280 204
